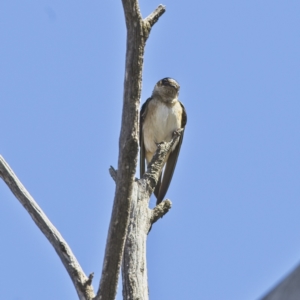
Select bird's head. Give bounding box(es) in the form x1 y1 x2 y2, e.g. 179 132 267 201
152 77 180 103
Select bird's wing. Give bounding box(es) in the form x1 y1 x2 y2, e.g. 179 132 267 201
156 101 187 204
140 97 152 178
154 173 162 199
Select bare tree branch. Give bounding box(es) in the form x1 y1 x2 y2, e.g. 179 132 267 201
1 1 168 299
142 130 183 194
0 155 94 300
150 200 172 225
121 130 181 299
95 1 166 299
144 4 166 28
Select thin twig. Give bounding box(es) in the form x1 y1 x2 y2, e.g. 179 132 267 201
109 166 117 182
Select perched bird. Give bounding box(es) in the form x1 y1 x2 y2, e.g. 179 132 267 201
140 77 187 204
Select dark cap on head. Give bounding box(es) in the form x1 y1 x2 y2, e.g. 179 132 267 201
159 77 180 90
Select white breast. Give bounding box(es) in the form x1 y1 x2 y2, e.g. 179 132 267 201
143 99 182 154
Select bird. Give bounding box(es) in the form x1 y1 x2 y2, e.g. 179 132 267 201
140 77 187 205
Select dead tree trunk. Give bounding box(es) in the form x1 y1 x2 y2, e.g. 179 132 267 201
0 0 171 299
95 1 166 299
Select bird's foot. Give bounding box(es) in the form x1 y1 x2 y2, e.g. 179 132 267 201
172 128 184 138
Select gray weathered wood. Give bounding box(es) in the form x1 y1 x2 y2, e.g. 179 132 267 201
1 1 167 299
95 1 165 299
0 155 95 300
120 136 180 299
122 183 150 299
108 136 180 299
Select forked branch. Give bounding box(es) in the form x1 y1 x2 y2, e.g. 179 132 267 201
1 0 168 299
95 1 166 299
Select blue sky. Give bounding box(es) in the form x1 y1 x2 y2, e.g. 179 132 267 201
1 1 300 299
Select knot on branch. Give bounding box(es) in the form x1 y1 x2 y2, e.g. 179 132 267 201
85 272 94 287
59 242 67 254
150 199 172 226
109 166 117 182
